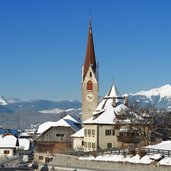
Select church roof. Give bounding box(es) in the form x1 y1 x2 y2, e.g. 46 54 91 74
83 19 96 80
93 84 122 115
83 104 130 125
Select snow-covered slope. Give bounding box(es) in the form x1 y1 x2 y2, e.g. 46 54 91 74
0 96 8 105
133 84 171 98
6 97 21 104
129 84 171 110
39 108 81 115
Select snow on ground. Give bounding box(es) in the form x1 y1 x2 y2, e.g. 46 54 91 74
79 154 152 164
79 153 171 165
78 141 171 166
146 140 171 151
159 157 171 165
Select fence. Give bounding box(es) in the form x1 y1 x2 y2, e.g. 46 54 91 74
61 147 171 158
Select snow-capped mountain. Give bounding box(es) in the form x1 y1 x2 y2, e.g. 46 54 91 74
6 97 21 104
0 96 8 105
129 84 171 110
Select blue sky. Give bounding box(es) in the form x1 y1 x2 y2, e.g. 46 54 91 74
0 0 171 101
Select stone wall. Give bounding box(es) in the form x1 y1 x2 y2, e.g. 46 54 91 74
50 153 171 171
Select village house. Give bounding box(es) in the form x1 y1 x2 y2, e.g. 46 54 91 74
0 134 30 160
34 115 81 164
71 128 84 151
83 84 140 151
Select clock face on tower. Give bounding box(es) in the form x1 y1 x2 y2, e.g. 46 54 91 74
86 93 94 102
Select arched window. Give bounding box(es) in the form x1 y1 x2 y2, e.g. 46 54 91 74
87 80 93 90
90 72 92 77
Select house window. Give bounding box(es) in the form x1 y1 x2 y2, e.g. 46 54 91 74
87 80 93 90
84 142 87 147
88 142 91 148
45 157 50 163
82 141 84 146
112 130 115 136
4 150 9 154
39 156 43 160
120 132 124 136
56 134 64 137
107 143 112 149
92 143 95 149
105 130 112 136
56 133 64 141
92 129 95 136
84 129 87 136
88 129 91 136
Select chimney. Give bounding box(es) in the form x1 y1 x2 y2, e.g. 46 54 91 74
112 97 116 107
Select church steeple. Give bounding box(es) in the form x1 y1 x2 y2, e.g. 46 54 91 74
83 18 96 80
81 18 99 122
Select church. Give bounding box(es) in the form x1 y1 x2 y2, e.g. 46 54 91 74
72 19 142 151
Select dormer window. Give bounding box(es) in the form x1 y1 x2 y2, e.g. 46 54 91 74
87 80 93 90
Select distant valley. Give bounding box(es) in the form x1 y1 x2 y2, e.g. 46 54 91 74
0 84 171 129
0 99 81 129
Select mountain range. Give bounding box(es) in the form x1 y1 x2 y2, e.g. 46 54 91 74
0 84 171 129
128 84 171 110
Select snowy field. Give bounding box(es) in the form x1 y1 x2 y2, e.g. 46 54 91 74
79 141 171 166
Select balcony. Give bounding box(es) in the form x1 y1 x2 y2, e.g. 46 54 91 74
117 135 139 144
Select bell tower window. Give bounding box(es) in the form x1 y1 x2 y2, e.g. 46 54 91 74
87 80 93 90
90 72 92 77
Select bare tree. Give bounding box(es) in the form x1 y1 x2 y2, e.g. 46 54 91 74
127 104 170 146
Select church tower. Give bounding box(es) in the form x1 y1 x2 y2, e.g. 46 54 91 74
81 19 99 122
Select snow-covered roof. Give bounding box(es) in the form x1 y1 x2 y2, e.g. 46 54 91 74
18 138 30 150
37 115 81 134
145 140 171 151
0 135 30 150
0 135 17 148
93 84 122 115
71 128 84 138
37 121 58 134
84 83 139 125
63 114 81 124
84 104 130 125
19 132 30 138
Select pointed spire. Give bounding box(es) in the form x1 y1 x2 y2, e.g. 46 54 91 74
83 18 96 80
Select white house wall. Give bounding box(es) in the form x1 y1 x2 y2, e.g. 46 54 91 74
84 125 97 151
72 137 84 151
84 124 120 151
98 125 119 149
0 148 14 159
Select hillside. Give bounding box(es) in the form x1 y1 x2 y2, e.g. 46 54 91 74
129 84 171 110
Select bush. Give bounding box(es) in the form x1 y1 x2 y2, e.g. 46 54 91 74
129 148 136 156
138 149 146 158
